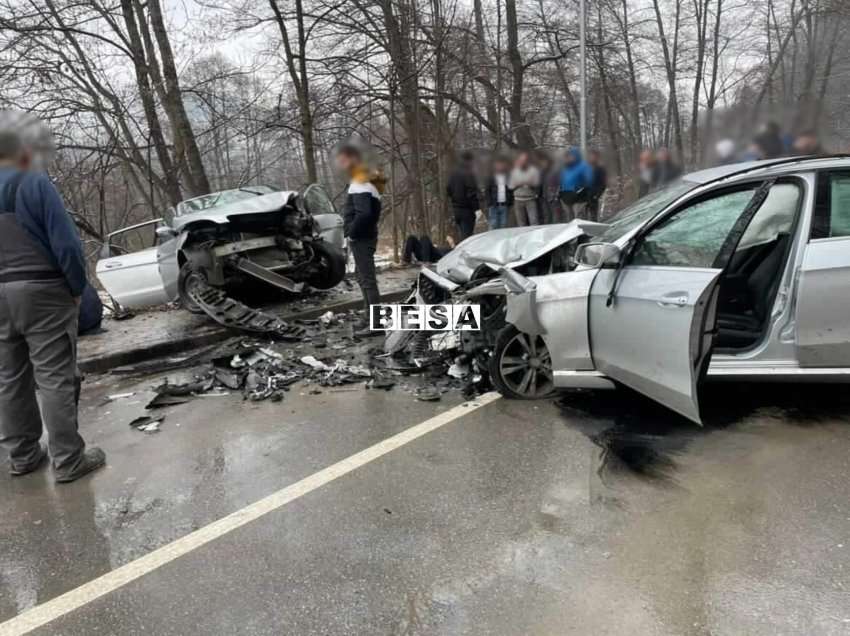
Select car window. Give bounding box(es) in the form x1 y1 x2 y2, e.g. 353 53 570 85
176 187 275 216
812 171 850 239
303 185 336 216
631 188 758 268
596 180 694 243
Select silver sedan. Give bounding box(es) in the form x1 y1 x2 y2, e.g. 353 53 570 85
441 157 850 423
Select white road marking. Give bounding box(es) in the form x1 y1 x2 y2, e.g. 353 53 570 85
0 392 502 636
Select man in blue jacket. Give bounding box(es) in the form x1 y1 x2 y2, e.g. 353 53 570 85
0 112 105 482
558 147 593 222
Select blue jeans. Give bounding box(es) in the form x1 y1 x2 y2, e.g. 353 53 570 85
488 205 508 230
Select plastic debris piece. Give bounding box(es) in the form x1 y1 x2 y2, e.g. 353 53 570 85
367 378 396 391
129 414 164 433
300 355 333 371
415 388 441 402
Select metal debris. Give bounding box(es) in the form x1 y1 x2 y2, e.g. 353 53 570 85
189 284 306 340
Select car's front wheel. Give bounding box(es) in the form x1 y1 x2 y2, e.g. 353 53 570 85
178 262 208 314
307 240 347 290
489 325 555 399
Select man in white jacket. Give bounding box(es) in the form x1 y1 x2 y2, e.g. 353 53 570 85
508 152 541 226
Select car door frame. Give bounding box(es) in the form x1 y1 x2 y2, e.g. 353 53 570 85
588 178 781 423
795 169 850 368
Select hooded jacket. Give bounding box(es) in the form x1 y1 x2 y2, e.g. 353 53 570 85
559 148 593 195
342 166 385 240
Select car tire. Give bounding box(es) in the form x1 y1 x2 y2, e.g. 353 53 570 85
489 325 556 400
177 262 208 314
307 240 347 290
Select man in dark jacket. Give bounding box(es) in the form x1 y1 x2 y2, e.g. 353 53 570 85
336 143 383 336
0 112 105 482
654 148 682 187
446 151 480 240
754 121 785 159
586 149 608 222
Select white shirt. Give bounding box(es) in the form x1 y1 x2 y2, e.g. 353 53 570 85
495 174 507 204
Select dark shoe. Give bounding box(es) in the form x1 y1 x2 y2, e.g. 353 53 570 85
55 447 106 484
10 445 49 477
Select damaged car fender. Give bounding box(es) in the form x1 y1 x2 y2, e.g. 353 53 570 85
500 268 544 336
499 266 599 374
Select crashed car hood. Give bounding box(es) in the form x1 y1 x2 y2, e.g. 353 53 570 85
435 220 607 283
171 191 298 230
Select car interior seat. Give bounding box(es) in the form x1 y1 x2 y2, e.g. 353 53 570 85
715 232 790 349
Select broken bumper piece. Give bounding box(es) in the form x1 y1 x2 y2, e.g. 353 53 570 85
189 284 305 340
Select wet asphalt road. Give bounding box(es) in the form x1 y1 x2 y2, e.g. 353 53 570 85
2 372 850 635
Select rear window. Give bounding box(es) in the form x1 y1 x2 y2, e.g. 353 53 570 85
812 171 850 239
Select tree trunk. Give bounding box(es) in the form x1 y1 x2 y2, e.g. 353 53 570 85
120 0 182 204
504 0 535 149
268 0 317 184
146 0 211 196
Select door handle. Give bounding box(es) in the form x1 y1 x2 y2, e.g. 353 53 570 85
104 262 123 269
656 292 689 307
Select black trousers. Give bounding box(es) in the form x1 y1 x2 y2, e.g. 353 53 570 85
349 237 380 311
453 207 476 240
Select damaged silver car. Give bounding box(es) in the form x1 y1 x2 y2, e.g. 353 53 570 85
97 184 346 311
393 157 850 423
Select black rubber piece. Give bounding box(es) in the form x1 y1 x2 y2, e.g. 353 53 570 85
189 283 305 340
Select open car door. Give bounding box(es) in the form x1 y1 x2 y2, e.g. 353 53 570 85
96 219 171 309
588 180 782 423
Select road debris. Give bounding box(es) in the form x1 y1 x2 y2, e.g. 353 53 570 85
129 414 164 433
109 306 494 434
188 283 307 340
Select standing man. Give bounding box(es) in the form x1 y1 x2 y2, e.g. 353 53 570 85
535 151 560 224
586 149 608 222
485 155 513 230
654 148 682 187
0 112 105 482
336 143 384 337
558 147 593 221
509 152 541 226
446 151 480 240
637 149 657 197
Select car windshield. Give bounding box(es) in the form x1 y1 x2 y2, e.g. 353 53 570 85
176 186 275 216
596 180 696 243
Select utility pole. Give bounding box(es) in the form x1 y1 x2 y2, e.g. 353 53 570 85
579 0 587 156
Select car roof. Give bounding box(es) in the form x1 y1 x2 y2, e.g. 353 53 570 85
684 155 850 186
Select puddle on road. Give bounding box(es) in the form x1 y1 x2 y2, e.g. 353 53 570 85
557 382 850 504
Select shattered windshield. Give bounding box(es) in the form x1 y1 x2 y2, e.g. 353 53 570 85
596 180 695 243
176 186 276 216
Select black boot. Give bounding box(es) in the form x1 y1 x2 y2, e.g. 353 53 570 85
10 445 48 477
55 447 106 483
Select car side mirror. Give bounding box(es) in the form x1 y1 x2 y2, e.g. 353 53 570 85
99 242 112 259
155 225 177 241
575 242 621 268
